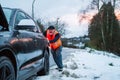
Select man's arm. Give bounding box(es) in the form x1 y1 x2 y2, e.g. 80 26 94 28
49 33 60 43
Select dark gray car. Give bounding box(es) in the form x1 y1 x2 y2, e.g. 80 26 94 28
0 4 49 80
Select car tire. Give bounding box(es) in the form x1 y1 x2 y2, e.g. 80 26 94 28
37 50 49 75
0 56 15 80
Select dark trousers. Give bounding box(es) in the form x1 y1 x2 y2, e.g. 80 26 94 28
51 46 63 69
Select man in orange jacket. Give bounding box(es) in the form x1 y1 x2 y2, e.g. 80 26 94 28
44 25 63 71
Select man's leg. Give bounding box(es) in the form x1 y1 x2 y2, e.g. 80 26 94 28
51 49 58 67
55 46 63 69
51 46 63 70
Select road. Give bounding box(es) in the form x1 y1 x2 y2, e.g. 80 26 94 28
30 47 79 80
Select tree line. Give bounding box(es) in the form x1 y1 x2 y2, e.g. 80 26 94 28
88 1 120 55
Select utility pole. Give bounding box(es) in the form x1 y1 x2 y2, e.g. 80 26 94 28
32 0 35 19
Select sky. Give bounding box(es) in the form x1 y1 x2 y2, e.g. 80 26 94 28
1 0 92 18
1 0 93 37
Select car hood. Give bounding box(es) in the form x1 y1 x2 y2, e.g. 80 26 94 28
0 4 8 29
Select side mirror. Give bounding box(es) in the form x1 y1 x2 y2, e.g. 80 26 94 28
15 19 37 32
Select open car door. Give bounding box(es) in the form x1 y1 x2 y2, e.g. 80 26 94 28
0 4 8 30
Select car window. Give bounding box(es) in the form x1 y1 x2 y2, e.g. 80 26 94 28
15 11 28 25
23 13 42 33
3 8 12 24
15 11 39 32
25 15 39 32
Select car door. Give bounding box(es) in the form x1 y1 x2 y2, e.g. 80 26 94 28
34 25 46 52
13 11 43 75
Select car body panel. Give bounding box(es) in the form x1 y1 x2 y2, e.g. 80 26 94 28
0 4 49 80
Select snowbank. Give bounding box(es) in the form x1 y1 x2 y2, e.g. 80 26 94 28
35 48 120 80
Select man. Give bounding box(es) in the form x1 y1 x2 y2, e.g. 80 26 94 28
44 25 63 71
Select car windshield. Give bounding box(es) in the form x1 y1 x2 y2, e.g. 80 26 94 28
3 8 12 24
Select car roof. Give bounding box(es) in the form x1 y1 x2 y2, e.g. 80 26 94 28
3 7 32 18
3 7 22 12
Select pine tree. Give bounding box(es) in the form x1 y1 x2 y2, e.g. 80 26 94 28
89 2 120 55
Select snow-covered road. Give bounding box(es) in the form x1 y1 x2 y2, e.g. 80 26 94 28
35 47 120 80
49 47 79 67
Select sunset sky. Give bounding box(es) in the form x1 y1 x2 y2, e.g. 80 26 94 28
1 0 92 18
1 0 93 37
1 0 120 37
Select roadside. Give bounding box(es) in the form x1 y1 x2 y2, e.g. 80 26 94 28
35 47 120 80
49 47 78 67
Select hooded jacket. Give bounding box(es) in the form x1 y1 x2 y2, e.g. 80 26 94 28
44 30 62 50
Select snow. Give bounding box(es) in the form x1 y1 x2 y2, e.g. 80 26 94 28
35 47 120 80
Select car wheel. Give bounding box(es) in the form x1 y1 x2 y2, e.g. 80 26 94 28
37 50 49 75
0 56 15 80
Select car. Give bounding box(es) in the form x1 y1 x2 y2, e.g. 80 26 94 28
0 4 49 80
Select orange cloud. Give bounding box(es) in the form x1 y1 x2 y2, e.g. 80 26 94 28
78 11 97 23
115 10 120 20
78 10 120 23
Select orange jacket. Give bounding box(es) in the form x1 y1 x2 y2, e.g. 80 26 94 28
46 30 62 50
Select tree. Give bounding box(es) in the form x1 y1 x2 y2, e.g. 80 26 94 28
91 0 100 11
45 18 68 36
89 2 120 55
91 0 120 10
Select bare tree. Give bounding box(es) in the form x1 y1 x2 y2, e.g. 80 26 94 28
91 0 100 11
114 0 120 9
90 0 116 11
113 0 115 8
45 18 68 36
